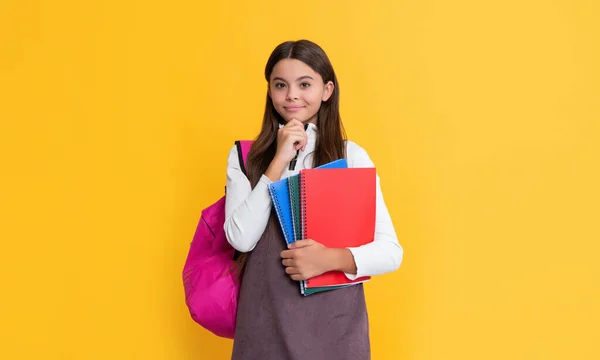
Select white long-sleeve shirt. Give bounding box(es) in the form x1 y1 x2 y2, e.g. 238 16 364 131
224 123 403 280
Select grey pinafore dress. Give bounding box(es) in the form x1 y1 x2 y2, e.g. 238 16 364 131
231 211 370 360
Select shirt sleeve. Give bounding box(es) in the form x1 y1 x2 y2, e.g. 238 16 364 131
223 145 273 252
343 141 404 279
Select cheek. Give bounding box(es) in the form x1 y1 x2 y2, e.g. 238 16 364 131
270 92 286 106
305 90 324 105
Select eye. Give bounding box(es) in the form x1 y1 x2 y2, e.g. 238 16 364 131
300 82 311 88
274 83 286 89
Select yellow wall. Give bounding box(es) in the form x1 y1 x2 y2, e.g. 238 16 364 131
1 0 599 359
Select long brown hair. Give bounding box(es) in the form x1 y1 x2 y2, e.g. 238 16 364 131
235 39 347 277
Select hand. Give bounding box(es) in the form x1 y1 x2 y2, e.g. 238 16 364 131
274 119 308 164
280 239 333 281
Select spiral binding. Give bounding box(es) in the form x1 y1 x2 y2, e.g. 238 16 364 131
299 172 308 242
268 184 292 245
299 172 312 289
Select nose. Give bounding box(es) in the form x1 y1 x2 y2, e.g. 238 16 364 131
286 86 299 101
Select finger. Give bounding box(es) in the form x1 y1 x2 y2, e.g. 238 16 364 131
288 239 313 249
281 134 305 151
281 259 295 267
281 248 302 258
283 132 306 145
289 119 303 128
286 132 307 143
287 119 302 128
288 135 306 150
291 274 306 281
288 119 306 134
285 266 299 275
283 129 306 137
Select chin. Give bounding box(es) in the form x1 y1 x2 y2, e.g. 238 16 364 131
282 115 306 123
277 110 316 124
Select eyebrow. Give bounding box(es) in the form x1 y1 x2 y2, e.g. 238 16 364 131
272 76 314 83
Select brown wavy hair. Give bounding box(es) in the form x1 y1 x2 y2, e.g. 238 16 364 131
235 39 347 277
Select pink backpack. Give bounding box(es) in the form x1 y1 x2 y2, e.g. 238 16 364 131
182 140 253 339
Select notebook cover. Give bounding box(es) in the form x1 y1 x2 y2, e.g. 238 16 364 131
289 158 348 245
300 167 376 289
267 178 295 246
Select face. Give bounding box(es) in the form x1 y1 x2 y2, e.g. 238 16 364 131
269 58 334 125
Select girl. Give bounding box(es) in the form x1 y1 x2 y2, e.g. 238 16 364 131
224 40 403 360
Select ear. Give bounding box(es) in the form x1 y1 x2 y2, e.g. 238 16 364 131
267 84 272 99
322 81 334 102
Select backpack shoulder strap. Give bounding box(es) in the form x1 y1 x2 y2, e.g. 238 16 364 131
234 140 253 176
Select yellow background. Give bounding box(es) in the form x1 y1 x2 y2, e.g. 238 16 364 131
1 0 599 359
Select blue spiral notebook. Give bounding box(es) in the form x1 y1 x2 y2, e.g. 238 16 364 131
268 158 348 295
267 178 296 245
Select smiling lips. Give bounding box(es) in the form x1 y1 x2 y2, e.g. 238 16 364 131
284 105 305 112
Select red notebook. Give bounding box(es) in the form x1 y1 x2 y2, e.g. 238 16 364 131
300 167 376 289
